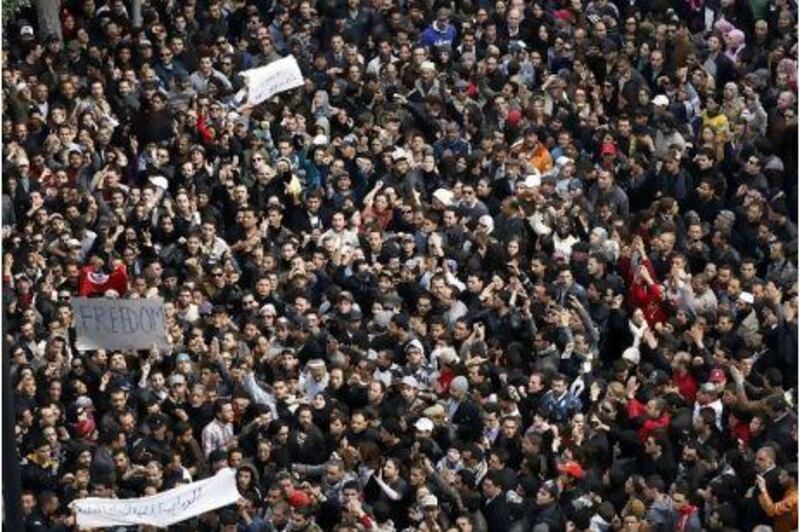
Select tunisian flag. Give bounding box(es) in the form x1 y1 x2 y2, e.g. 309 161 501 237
78 264 129 297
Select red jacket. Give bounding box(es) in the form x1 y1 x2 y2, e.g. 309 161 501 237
628 398 671 442
628 280 668 327
618 255 667 326
673 371 699 402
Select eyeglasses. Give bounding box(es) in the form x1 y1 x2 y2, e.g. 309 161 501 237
211 272 224 277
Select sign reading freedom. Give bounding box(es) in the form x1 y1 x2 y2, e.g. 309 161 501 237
72 297 169 351
71 468 240 528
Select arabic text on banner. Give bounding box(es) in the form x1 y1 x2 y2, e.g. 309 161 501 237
71 468 240 528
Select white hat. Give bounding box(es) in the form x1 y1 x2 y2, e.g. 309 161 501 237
652 94 670 107
20 25 34 37
522 174 541 188
434 347 459 366
149 175 169 190
414 417 434 432
738 292 754 305
420 61 437 71
432 188 454 207
312 134 329 146
401 376 420 389
556 156 574 167
392 148 409 162
420 495 439 508
622 347 641 365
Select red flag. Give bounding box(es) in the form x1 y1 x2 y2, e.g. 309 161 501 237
78 264 129 297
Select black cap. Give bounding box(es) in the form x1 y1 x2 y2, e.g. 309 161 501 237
148 414 168 429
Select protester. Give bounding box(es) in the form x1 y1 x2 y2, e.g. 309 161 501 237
3 0 798 531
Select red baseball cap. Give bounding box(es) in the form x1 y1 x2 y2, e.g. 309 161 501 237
557 461 584 479
709 368 727 384
600 143 617 156
506 109 523 128
553 10 575 24
288 490 312 508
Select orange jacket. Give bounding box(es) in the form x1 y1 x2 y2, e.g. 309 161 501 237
759 485 798 532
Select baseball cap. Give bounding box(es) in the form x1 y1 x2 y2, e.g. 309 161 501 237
176 353 191 363
450 376 469 393
652 94 670 107
557 461 585 479
20 25 34 38
420 495 439 508
432 188 454 207
423 403 446 418
700 382 718 394
553 10 575 24
288 491 312 508
148 414 168 429
401 376 420 389
622 347 640 366
709 368 727 384
414 417 434 432
405 339 424 353
521 174 541 188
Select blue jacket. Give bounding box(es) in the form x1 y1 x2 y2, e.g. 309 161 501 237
420 24 457 49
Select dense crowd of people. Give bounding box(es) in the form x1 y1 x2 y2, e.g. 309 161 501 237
3 0 799 530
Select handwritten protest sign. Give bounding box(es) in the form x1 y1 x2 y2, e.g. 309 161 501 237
240 55 304 106
71 468 240 528
72 297 169 351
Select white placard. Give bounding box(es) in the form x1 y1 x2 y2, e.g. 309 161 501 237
72 297 169 351
71 468 240 528
240 55 304 106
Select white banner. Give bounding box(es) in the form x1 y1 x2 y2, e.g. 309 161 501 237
240 56 304 106
72 297 169 351
71 468 240 529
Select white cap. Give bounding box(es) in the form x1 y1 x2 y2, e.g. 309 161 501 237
739 292 754 305
432 188 454 207
420 61 437 71
149 175 169 190
414 417 434 432
401 376 420 389
556 156 574 167
420 495 439 508
522 174 541 188
652 94 670 107
433 346 459 366
622 347 640 365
